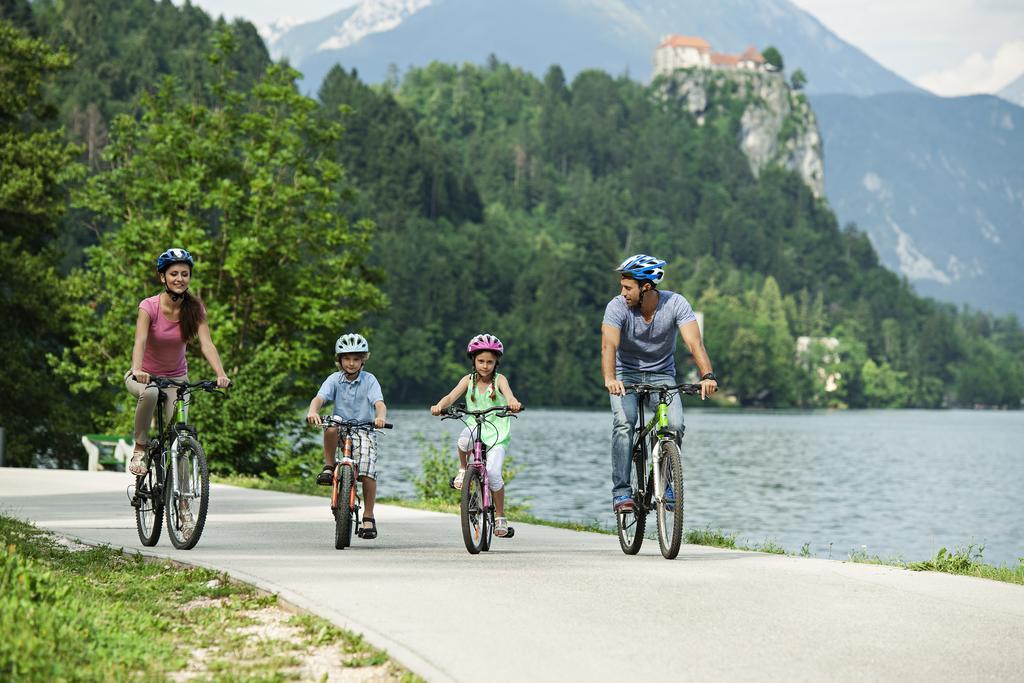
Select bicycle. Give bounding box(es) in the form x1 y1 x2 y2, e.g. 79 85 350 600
128 377 226 550
615 383 701 559
438 403 519 554
318 416 393 549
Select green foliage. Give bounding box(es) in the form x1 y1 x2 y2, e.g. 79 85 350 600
55 39 384 473
790 68 807 90
413 434 461 503
762 46 784 71
0 20 86 466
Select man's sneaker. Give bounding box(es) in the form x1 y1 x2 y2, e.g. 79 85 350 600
316 466 334 486
663 484 676 512
612 495 635 513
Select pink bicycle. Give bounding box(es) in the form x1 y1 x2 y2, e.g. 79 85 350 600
439 404 519 554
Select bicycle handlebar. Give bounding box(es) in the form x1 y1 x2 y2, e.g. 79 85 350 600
318 416 393 430
438 403 522 420
624 383 702 396
138 377 229 394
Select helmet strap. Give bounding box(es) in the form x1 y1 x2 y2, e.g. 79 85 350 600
165 287 186 302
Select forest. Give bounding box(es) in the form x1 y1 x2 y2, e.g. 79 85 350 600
2 0 1022 473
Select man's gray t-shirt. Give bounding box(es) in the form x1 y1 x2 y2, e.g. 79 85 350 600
602 290 697 375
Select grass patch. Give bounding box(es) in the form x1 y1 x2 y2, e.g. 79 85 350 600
907 544 1024 585
0 514 420 682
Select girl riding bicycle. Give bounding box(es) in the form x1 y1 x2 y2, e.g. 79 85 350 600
430 333 522 537
126 248 230 477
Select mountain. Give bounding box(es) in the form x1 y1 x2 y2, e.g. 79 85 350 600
813 92 1024 318
997 72 1024 108
263 0 919 96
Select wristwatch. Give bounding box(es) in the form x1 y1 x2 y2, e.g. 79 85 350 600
701 372 717 382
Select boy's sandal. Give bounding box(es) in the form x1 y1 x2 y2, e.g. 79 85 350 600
494 517 509 537
358 517 377 540
316 465 334 486
453 468 466 490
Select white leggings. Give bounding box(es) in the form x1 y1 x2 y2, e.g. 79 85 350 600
458 427 505 491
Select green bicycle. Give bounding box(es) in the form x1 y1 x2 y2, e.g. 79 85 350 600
616 383 700 559
128 377 225 550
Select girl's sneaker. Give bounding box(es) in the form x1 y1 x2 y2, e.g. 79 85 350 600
452 468 466 490
494 517 509 537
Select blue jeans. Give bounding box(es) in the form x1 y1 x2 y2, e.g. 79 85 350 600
610 371 684 502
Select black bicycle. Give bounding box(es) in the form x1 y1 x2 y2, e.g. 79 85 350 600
128 377 226 550
616 383 700 559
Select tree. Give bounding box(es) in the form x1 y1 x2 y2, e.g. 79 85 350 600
55 34 384 474
762 46 784 72
790 68 807 90
0 20 85 466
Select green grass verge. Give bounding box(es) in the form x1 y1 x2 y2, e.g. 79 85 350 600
0 514 422 682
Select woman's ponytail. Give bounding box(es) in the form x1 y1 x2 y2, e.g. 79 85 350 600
179 291 206 342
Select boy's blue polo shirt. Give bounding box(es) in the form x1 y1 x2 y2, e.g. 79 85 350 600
317 370 384 423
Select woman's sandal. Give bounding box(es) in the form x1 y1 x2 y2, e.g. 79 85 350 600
359 517 377 540
128 449 148 476
452 468 466 490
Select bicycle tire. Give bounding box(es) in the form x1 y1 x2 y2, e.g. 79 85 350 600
461 468 488 554
617 449 646 555
166 436 210 550
335 465 355 549
656 440 684 559
134 464 163 547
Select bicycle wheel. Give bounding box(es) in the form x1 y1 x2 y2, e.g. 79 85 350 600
165 435 210 550
461 468 488 554
334 465 355 549
656 440 684 559
616 449 646 555
134 461 163 547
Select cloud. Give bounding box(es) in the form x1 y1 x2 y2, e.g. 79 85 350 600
915 40 1024 96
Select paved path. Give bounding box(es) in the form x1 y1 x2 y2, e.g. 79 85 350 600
2 468 1023 681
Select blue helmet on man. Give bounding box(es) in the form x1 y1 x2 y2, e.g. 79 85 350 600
615 254 666 285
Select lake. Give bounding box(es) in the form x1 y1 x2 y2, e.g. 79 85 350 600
370 407 1024 567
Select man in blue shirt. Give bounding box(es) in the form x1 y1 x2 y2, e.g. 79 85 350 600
601 254 718 512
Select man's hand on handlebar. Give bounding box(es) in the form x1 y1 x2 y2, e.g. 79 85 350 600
133 370 150 385
605 378 625 396
699 378 718 400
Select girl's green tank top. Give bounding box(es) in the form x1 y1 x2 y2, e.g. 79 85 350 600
465 373 511 447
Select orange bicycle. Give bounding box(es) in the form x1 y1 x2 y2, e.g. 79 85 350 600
319 416 392 549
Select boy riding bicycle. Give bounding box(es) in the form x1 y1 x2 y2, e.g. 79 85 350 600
306 333 388 539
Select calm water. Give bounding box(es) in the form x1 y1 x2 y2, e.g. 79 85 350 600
371 408 1024 566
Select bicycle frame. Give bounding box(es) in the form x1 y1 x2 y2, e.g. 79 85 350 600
328 425 362 513
628 384 698 510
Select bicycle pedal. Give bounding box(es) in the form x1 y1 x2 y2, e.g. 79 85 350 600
448 477 456 489
504 527 515 538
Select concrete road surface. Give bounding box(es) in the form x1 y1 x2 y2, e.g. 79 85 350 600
2 468 1022 681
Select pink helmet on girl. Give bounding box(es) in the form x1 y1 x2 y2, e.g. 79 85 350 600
467 333 504 357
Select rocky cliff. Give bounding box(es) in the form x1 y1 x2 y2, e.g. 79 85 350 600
657 68 824 198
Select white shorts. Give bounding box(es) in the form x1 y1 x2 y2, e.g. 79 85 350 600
458 427 505 491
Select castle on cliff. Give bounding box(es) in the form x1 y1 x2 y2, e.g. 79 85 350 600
653 35 768 79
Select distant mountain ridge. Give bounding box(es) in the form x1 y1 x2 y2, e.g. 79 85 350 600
262 0 919 96
814 93 1024 318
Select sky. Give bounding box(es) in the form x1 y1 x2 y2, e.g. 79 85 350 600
186 0 1024 96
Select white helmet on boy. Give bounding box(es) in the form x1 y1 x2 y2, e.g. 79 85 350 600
335 333 369 354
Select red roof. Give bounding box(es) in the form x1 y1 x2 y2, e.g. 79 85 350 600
659 34 711 51
711 53 739 66
739 46 765 63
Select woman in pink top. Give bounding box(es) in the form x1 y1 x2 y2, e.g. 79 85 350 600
125 248 230 476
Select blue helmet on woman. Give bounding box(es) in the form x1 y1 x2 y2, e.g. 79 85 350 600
615 254 666 285
156 248 194 272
